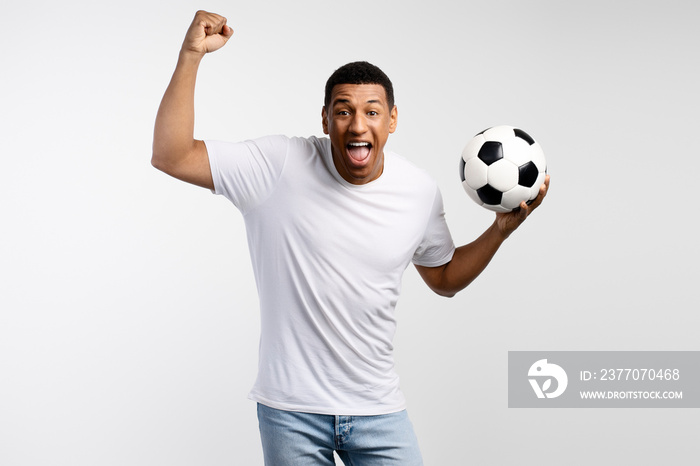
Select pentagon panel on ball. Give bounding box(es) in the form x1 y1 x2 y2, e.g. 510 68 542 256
459 125 547 212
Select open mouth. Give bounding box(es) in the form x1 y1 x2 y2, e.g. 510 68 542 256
346 141 372 163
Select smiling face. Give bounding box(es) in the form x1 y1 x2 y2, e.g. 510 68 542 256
322 83 398 185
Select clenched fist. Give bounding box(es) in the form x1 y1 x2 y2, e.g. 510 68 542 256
181 10 233 56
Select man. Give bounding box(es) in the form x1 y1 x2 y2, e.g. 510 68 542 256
152 10 549 465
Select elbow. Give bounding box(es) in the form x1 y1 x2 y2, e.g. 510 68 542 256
434 288 457 298
151 136 177 172
427 281 459 298
416 264 463 298
151 139 200 175
151 144 166 171
430 278 473 298
151 152 166 172
151 147 174 174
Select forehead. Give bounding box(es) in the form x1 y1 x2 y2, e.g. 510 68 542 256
330 83 388 106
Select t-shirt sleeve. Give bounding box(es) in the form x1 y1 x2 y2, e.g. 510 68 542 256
205 135 289 213
412 186 456 267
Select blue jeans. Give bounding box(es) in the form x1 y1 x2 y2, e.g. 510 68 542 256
257 403 424 465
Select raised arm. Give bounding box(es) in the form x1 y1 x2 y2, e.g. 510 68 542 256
151 11 233 189
416 175 550 297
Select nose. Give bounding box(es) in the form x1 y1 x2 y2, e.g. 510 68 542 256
349 113 368 134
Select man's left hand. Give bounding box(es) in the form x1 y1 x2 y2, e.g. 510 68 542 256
495 174 550 238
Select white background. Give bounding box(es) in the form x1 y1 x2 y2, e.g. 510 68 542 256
2 1 699 464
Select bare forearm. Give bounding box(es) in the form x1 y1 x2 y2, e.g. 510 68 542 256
417 176 550 298
425 221 507 297
152 51 203 169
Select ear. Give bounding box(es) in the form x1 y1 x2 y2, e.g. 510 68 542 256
389 105 398 134
321 107 329 134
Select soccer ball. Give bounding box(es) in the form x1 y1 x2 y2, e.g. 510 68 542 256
459 125 547 213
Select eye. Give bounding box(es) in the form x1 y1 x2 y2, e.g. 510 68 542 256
367 111 378 116
337 110 350 116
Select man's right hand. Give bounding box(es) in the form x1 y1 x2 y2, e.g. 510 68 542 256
181 10 233 56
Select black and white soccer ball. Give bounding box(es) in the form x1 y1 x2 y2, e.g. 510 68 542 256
459 125 547 213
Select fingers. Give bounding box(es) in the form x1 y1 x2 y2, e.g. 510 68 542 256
518 202 529 220
535 174 550 200
184 11 233 55
197 10 228 36
526 174 550 212
495 175 549 237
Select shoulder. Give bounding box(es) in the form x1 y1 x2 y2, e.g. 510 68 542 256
304 135 331 154
271 135 330 157
227 135 325 163
384 150 439 191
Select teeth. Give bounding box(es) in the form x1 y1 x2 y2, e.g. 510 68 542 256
348 142 370 147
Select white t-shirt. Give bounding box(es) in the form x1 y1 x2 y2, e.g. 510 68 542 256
206 135 455 415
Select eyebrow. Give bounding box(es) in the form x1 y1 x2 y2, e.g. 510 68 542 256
332 98 384 106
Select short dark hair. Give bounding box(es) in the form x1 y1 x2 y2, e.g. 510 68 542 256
324 61 395 109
